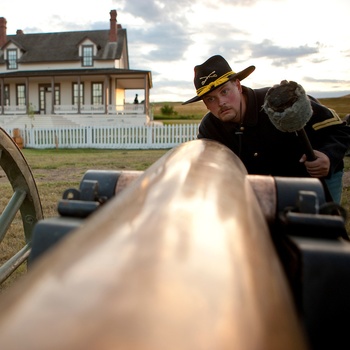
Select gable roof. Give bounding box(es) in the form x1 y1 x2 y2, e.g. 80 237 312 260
1 28 127 63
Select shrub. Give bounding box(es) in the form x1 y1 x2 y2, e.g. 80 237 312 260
160 104 177 116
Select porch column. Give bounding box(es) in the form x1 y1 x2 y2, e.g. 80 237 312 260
0 78 4 115
77 76 81 114
109 77 112 112
104 75 109 114
25 77 29 114
51 77 55 114
144 73 149 115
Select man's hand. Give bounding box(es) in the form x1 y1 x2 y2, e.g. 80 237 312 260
299 150 330 178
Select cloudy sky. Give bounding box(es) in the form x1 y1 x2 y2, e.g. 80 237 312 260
2 0 350 102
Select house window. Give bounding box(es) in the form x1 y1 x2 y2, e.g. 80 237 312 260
39 85 60 112
92 83 103 105
54 86 60 105
72 83 84 105
0 85 10 106
7 49 18 70
82 46 93 67
16 84 26 106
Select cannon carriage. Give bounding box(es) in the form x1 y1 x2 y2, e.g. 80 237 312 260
0 127 349 349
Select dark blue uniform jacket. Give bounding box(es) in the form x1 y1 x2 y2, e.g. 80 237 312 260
198 86 350 178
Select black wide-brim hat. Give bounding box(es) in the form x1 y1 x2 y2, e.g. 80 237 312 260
182 55 255 105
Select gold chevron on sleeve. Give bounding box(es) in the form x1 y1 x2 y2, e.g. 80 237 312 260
312 108 343 130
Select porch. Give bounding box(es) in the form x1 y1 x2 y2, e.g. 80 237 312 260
0 68 153 127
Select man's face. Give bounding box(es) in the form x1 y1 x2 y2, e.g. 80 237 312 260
202 80 242 123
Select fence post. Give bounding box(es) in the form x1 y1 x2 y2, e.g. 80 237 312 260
147 124 153 147
86 126 92 147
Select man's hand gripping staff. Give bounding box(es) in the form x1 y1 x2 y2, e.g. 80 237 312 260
263 80 333 202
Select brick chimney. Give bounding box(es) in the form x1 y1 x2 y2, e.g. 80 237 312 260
109 10 118 42
0 17 7 48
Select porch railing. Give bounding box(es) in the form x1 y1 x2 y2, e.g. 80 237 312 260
2 105 27 114
1 104 146 115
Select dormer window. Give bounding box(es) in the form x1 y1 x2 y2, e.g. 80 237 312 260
7 49 18 70
82 45 93 67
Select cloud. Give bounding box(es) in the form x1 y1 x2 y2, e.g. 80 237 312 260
117 0 195 65
199 0 260 8
128 22 193 61
250 39 320 66
304 77 350 85
121 0 194 23
23 15 100 33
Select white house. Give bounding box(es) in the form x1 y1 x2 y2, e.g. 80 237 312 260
0 10 153 128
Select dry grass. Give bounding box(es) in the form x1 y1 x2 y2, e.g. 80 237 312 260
152 101 208 121
318 96 350 118
152 96 350 121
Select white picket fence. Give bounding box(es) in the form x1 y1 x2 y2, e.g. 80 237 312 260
7 124 200 149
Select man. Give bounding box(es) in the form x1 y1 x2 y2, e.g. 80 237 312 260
183 55 350 203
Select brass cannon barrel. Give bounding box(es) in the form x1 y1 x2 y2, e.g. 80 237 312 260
0 140 307 350
113 171 278 223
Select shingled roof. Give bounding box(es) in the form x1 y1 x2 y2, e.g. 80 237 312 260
1 28 126 64
0 10 128 66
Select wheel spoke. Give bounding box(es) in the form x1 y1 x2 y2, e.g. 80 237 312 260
0 128 43 284
0 189 26 243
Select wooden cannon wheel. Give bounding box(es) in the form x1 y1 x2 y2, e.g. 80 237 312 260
0 128 43 284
